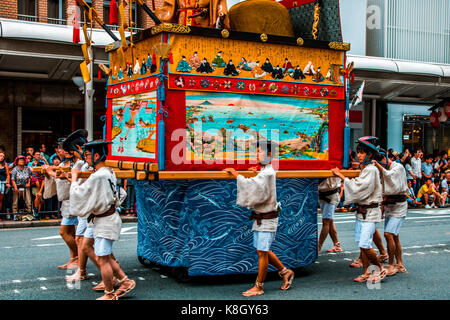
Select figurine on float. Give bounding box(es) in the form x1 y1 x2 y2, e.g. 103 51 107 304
155 0 230 28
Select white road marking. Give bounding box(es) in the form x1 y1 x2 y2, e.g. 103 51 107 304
31 235 61 241
403 253 412 256
14 290 20 294
410 210 450 215
429 251 438 254
37 277 47 281
88 273 95 277
416 252 425 255
120 226 137 234
343 258 353 261
35 243 64 247
12 280 21 283
414 219 450 223
319 214 450 225
40 287 47 290
328 259 336 263
444 249 450 253
138 277 145 281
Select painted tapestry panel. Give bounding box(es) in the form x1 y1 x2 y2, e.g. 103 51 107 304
111 91 157 159
185 92 329 162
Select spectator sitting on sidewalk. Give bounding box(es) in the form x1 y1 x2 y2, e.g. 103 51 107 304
406 180 418 208
440 186 448 207
441 170 450 206
416 178 440 209
11 156 33 221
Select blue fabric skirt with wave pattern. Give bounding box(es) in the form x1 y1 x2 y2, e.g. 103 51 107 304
134 178 318 276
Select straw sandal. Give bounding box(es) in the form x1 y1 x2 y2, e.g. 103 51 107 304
65 268 88 282
385 265 397 276
377 253 389 263
242 281 264 297
353 273 370 283
349 258 363 268
279 268 295 290
114 277 136 298
326 242 343 253
368 268 387 283
58 257 78 270
395 264 408 274
92 278 120 291
96 289 118 300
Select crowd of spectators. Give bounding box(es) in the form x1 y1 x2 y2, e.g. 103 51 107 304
0 143 136 222
338 148 450 211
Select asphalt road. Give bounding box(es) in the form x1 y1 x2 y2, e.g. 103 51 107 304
0 208 449 301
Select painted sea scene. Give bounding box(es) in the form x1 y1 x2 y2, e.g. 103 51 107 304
186 92 329 161
111 91 157 159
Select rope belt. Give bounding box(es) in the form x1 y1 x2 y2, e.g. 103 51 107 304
88 205 116 223
250 211 279 226
355 203 379 220
319 188 340 203
382 195 407 206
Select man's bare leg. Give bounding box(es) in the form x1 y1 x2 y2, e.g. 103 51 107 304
373 229 388 258
268 250 294 290
318 219 331 252
96 255 116 299
384 232 397 274
242 250 267 296
58 225 78 268
393 235 407 273
67 237 98 281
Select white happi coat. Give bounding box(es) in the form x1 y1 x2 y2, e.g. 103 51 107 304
70 166 122 241
318 177 341 206
343 163 383 222
43 159 90 218
381 161 409 218
236 164 278 232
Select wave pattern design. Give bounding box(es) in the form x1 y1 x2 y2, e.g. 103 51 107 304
134 178 318 276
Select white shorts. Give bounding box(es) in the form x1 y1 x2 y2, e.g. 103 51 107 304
320 202 336 220
354 219 376 249
253 231 276 252
75 218 87 236
94 237 114 257
384 217 405 236
84 226 94 239
61 217 78 226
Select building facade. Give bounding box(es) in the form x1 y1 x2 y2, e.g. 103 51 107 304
0 0 164 159
340 0 450 154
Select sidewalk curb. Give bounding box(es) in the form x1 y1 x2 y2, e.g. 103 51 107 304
0 216 138 229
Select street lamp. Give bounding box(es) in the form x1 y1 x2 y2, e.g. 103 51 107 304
71 54 94 143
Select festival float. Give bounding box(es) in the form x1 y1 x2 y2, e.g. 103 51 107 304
72 0 359 280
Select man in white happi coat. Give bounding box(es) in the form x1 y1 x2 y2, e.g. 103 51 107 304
373 148 409 275
332 136 387 284
54 129 102 284
318 177 343 253
224 140 294 297
43 144 78 270
70 140 134 300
